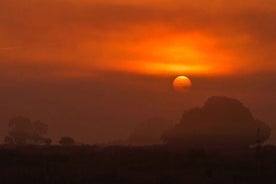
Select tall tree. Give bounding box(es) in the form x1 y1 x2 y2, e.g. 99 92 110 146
162 96 271 149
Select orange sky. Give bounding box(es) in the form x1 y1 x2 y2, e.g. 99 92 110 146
1 0 276 79
0 0 276 144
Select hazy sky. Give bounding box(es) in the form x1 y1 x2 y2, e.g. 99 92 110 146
0 0 275 144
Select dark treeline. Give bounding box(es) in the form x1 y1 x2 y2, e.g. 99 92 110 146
0 145 276 183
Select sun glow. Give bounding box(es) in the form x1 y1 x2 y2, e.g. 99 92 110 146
114 62 212 75
107 33 235 76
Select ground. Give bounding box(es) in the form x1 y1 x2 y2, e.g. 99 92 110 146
0 145 275 184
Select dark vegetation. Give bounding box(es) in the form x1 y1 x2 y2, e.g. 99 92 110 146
0 145 276 184
59 136 75 146
0 96 273 183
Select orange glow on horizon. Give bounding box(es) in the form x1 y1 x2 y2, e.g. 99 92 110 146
99 32 235 76
109 62 233 76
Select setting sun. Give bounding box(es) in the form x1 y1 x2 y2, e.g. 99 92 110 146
173 76 192 93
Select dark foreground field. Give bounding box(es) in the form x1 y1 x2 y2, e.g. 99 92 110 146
0 145 276 184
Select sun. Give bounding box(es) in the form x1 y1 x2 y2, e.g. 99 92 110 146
173 76 192 93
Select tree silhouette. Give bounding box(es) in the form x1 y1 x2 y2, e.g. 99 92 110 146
59 136 75 146
162 96 271 149
5 116 51 145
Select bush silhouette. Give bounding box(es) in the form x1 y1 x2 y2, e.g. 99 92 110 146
44 138 52 145
162 96 271 149
59 136 75 146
